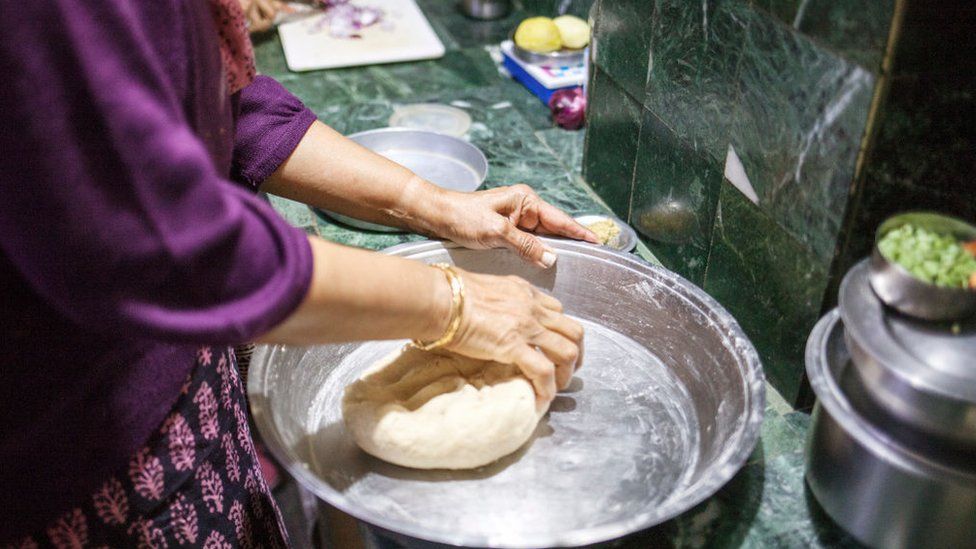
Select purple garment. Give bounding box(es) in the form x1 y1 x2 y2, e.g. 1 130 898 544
0 1 315 540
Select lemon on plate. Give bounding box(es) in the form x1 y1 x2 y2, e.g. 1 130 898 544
514 17 563 53
553 15 590 49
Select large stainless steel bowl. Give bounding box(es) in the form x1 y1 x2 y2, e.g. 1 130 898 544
248 239 765 547
805 310 976 549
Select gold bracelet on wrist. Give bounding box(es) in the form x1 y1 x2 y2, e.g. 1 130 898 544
410 263 465 351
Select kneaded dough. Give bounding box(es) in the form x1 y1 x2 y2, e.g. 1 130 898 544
341 347 550 469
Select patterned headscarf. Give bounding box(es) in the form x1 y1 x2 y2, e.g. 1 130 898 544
207 0 257 94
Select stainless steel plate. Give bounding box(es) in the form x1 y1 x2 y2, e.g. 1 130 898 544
317 128 488 233
248 239 765 548
574 214 637 253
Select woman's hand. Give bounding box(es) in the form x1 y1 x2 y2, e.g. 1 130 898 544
240 0 281 33
444 269 583 404
420 184 601 269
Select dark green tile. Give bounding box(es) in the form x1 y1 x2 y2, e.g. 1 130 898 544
731 8 874 262
631 111 722 286
591 0 654 100
535 128 585 177
864 74 976 198
893 1 976 76
703 182 829 403
751 0 802 25
794 0 895 73
643 0 751 163
415 0 529 49
582 68 642 219
520 0 595 18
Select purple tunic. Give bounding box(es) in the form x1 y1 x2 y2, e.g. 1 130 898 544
0 1 315 539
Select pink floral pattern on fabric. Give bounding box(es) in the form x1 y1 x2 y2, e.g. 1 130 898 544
45 509 87 549
197 461 225 514
128 448 165 501
195 381 220 441
222 433 241 483
127 517 167 549
162 413 196 472
168 495 199 545
206 0 257 95
92 478 128 526
15 347 288 548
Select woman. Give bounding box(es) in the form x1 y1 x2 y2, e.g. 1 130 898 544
0 0 596 546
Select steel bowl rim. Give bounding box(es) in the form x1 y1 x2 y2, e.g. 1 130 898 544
344 127 490 180
315 127 489 233
249 238 766 548
805 311 976 484
841 260 976 404
507 30 586 66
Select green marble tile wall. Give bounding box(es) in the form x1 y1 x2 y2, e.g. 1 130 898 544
583 0 899 403
828 0 976 311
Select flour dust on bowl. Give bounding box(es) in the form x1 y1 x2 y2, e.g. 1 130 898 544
248 239 765 547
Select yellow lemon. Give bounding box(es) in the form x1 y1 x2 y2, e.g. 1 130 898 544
553 15 590 49
514 17 563 53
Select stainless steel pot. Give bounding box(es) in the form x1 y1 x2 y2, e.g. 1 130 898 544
248 239 765 548
805 310 976 549
840 260 976 448
459 0 510 20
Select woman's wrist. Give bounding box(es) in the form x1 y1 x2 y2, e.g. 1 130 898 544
419 261 455 341
395 175 456 237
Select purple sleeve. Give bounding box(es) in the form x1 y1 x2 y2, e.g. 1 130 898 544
232 76 317 190
0 3 312 344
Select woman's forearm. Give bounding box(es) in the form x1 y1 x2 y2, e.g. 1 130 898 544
260 121 446 233
256 235 451 345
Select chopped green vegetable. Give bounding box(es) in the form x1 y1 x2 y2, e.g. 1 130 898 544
878 224 976 289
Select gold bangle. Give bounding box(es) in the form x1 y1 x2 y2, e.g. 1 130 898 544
411 263 465 351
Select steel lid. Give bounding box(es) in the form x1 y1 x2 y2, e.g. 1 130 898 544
839 260 976 445
388 103 472 137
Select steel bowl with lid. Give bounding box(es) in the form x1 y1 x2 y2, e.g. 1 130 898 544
840 260 976 448
248 239 765 547
805 310 976 549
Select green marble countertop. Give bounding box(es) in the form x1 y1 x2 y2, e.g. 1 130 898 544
254 3 857 547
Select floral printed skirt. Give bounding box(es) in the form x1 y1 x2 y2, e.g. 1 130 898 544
8 346 289 549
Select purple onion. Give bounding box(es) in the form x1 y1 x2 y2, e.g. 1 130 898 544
548 87 586 130
312 1 388 39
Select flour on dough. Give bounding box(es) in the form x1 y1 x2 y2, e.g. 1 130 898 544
341 347 550 469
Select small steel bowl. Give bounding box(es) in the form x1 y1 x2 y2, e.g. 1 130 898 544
573 213 637 252
508 29 586 66
868 211 976 321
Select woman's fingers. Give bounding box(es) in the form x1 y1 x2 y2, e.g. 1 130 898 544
531 331 578 390
536 201 600 244
539 307 582 341
532 288 563 313
514 346 557 404
500 223 557 269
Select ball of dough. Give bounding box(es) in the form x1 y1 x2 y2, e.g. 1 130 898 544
553 15 591 49
514 17 563 53
342 347 550 469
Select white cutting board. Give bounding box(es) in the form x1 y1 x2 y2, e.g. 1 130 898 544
278 0 445 72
